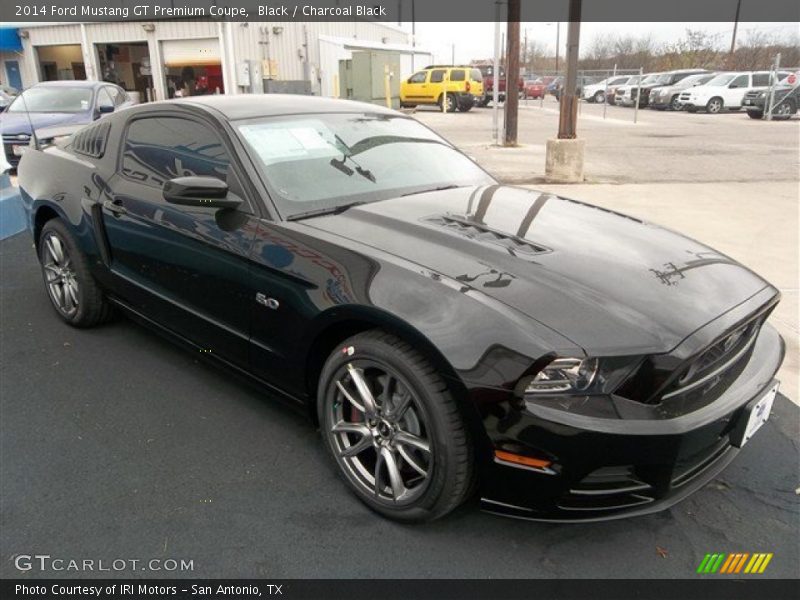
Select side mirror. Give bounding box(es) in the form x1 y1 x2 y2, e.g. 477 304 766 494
163 176 240 210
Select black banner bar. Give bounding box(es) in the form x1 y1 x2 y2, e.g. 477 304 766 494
2 0 800 23
2 579 800 600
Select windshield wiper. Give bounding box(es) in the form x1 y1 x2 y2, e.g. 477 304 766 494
401 184 462 197
331 134 376 183
285 201 367 222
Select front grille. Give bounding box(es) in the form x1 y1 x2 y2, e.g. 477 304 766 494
672 437 732 488
558 466 656 512
2 133 30 144
662 318 761 401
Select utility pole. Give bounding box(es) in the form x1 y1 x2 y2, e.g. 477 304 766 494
558 0 581 139
728 0 742 67
492 2 501 146
545 0 585 183
504 0 520 145
555 22 561 73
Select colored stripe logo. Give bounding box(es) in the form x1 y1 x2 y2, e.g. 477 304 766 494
697 553 773 574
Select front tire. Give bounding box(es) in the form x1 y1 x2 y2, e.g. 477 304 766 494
38 219 113 327
747 109 764 119
318 330 474 522
593 91 606 104
706 97 723 114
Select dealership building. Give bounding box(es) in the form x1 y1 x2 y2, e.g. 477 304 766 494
0 20 432 101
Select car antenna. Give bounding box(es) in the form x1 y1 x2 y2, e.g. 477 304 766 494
13 87 40 151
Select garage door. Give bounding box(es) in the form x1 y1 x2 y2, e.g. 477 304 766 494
161 38 221 67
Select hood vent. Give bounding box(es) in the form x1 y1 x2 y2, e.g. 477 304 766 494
425 214 550 257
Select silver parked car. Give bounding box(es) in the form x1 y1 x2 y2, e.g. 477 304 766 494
649 72 718 111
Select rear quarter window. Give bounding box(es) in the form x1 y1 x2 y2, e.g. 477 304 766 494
470 69 483 81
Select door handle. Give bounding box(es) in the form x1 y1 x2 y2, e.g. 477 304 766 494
103 199 127 217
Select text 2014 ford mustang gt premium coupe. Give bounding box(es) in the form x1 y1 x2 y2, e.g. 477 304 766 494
18 96 784 522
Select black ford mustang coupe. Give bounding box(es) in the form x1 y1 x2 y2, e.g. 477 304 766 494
18 96 784 522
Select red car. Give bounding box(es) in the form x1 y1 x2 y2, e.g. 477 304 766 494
523 77 555 99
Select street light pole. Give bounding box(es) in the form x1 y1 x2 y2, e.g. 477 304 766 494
555 22 561 73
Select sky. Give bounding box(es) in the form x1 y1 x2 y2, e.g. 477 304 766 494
412 22 800 64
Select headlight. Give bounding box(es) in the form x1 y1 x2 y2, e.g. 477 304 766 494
522 356 642 396
526 358 598 393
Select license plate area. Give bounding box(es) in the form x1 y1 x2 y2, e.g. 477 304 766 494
731 381 779 448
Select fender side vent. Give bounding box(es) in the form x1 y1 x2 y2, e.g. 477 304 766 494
425 214 550 256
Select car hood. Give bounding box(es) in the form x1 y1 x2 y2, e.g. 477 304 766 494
0 111 91 135
305 185 770 355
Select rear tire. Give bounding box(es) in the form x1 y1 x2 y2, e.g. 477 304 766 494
439 93 457 113
318 330 474 522
774 99 795 119
38 219 113 328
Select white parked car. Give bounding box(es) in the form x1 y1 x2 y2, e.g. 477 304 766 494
615 74 657 106
679 71 791 113
582 75 630 103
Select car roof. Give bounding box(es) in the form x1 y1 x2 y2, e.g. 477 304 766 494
31 80 111 89
173 94 398 121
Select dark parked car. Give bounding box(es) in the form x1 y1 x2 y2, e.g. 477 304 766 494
18 95 784 523
744 72 799 119
639 69 708 107
0 80 131 169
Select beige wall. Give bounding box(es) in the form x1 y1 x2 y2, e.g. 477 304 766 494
36 44 83 74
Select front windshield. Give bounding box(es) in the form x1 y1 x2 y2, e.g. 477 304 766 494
655 74 672 84
237 112 493 218
706 74 736 86
8 87 93 113
640 75 660 84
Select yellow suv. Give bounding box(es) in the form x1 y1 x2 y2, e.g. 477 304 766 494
400 65 484 112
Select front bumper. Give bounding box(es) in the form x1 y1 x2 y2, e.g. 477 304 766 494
478 322 785 522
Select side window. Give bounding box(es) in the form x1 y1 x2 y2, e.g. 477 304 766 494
96 88 114 111
430 69 446 83
730 74 749 88
121 116 230 189
408 71 426 84
111 87 127 105
752 73 769 87
450 70 466 82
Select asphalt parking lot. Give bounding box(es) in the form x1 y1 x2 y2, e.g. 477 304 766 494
412 97 800 184
1 232 799 580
